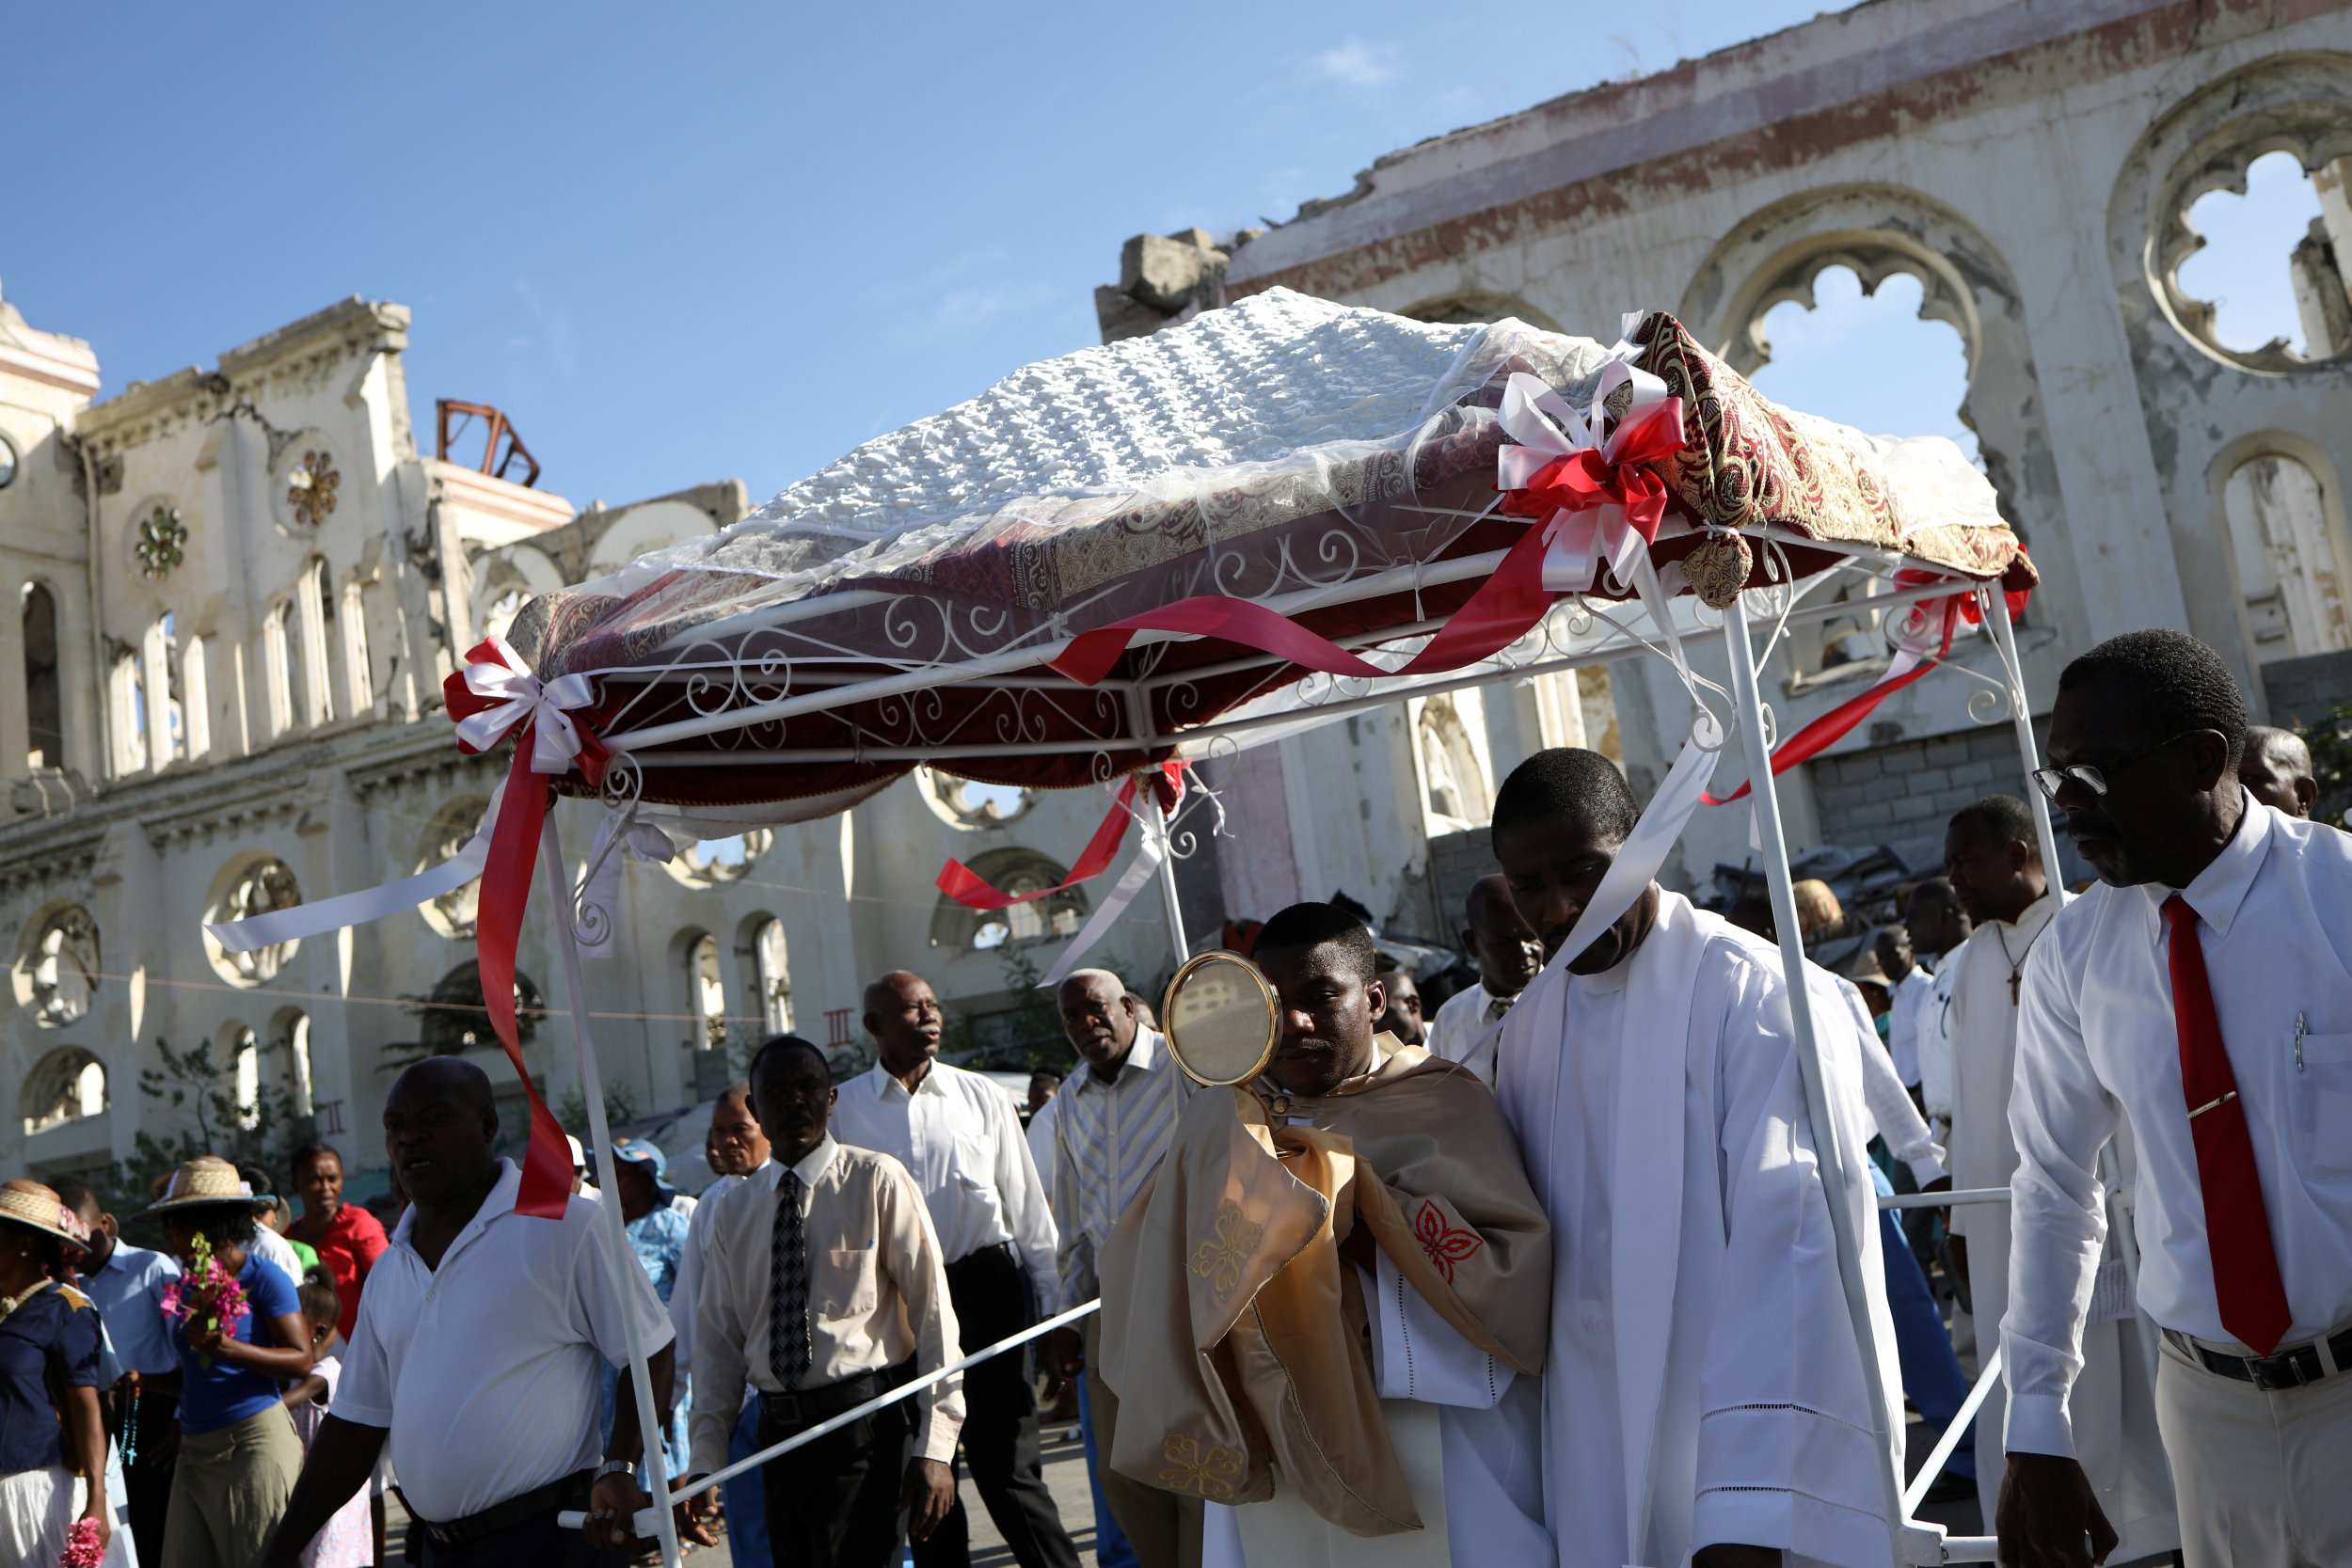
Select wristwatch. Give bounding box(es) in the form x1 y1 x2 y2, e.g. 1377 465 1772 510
594 1459 637 1482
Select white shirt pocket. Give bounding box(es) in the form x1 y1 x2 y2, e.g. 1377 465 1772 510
2289 1031 2352 1180
818 1246 880 1321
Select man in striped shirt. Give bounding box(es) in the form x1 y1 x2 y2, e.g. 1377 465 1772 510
1041 968 1198 1568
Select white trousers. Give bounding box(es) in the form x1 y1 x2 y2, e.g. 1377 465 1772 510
2154 1333 2352 1568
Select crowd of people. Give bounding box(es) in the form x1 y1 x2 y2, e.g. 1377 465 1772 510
2 626 2345 1568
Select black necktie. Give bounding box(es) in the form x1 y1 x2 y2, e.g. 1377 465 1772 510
769 1171 811 1387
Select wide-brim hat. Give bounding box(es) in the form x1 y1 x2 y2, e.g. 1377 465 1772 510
0 1180 92 1253
143 1156 276 1216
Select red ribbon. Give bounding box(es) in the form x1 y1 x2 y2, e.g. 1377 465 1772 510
442 641 606 1220
936 765 1184 910
1703 568 2031 806
1047 520 1561 689
1497 397 1686 571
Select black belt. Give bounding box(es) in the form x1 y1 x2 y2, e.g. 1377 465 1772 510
410 1467 591 1553
2163 1324 2352 1391
946 1241 1016 1275
758 1361 898 1431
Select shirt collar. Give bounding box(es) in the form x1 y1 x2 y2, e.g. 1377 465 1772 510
2144 789 2272 937
788 1135 838 1189
867 1061 945 1101
1073 1030 1168 1094
390 1158 520 1255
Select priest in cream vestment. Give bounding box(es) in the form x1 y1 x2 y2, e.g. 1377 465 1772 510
1098 901 1552 1567
1490 748 1904 1568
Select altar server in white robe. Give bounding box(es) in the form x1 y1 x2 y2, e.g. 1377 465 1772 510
1938 794 2175 1555
1489 747 1902 1568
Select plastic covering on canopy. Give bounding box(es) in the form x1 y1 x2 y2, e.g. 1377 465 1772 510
509 287 2031 821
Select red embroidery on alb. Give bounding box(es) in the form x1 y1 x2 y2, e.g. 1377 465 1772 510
1414 1200 1484 1283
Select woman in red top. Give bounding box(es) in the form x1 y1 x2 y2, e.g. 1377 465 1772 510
283 1143 387 1342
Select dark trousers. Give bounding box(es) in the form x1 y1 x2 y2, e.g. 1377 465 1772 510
420 1506 622 1568
119 1386 179 1568
914 1244 1079 1568
760 1391 914 1568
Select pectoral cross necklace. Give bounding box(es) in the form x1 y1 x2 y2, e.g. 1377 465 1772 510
1994 917 2046 1006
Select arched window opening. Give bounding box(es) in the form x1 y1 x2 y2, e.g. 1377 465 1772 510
13 905 99 1028
22 584 63 769
1418 696 1491 832
276 1010 316 1120
232 1033 261 1132
21 1048 107 1136
417 961 544 1055
754 918 794 1035
2223 451 2351 660
684 933 729 1051
145 612 182 768
2177 151 2345 362
417 798 492 938
930 850 1088 956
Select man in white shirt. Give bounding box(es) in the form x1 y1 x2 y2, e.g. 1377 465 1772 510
260 1057 675 1567
1941 795 2173 1549
1039 969 1196 1568
2003 630 2352 1568
831 971 1079 1568
669 1084 771 1560
1877 925 1934 1098
687 1035 961 1567
1907 879 1971 1125
2238 723 2319 819
1422 874 1544 1085
1491 748 1900 1568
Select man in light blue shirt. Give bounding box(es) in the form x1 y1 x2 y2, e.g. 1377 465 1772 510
61 1180 182 1567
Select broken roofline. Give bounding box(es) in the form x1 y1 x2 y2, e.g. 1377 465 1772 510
1228 0 2273 290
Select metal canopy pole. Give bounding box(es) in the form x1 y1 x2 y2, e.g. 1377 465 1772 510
543 813 686 1568
1719 594 1915 1563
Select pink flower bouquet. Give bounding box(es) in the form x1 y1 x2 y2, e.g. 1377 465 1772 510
59 1517 105 1567
159 1234 249 1367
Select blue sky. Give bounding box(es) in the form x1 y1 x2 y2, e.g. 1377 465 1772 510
3 4 2319 512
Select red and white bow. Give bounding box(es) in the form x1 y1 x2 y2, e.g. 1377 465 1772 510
446 637 610 784
1496 365 1687 595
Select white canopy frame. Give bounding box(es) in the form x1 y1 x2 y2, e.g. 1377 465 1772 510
541 519 2060 1567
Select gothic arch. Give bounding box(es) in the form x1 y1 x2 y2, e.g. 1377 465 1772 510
1396 290 1565 334
1677 182 2071 640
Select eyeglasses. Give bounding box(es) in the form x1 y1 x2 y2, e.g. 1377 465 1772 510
2029 731 2201 801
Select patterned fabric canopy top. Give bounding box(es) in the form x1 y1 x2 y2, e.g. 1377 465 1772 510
507 289 2031 818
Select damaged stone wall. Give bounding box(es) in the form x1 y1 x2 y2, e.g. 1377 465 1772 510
1097 0 2352 864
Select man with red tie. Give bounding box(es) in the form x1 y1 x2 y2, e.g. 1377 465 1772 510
2003 629 2352 1568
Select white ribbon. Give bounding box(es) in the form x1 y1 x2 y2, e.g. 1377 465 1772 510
1038 832 1168 990
1495 360 1677 596
455 636 600 776
207 783 507 954
573 809 679 959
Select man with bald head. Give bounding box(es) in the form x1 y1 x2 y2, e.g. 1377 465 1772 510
1042 968 1198 1567
2240 723 2320 818
262 1057 675 1566
831 972 1076 1568
1423 873 1546 1085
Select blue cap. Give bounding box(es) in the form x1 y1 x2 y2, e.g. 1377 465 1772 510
607 1137 676 1200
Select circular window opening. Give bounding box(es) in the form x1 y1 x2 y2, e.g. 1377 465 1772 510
2174 150 2338 363
917 768 1033 829
203 856 303 986
662 829 773 888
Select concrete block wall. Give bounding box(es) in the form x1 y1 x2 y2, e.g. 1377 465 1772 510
2262 649 2352 726
1808 724 2048 851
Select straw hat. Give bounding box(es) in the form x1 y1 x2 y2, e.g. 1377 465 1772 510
143 1155 275 1216
0 1180 92 1253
